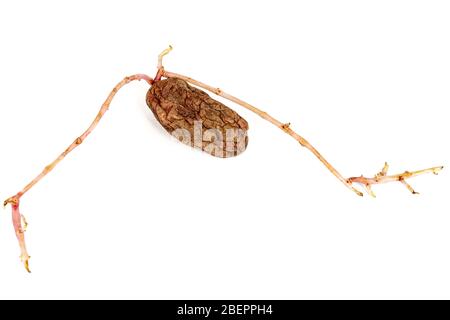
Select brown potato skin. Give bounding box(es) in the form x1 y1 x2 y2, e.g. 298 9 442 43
146 78 248 157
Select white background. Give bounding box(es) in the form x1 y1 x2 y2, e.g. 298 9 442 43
0 0 449 299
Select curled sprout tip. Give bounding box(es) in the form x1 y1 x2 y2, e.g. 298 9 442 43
157 45 173 70
433 166 444 174
22 255 31 273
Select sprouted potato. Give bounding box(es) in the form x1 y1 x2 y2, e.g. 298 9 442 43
4 46 443 272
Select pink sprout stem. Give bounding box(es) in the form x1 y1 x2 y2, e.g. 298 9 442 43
4 74 153 272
